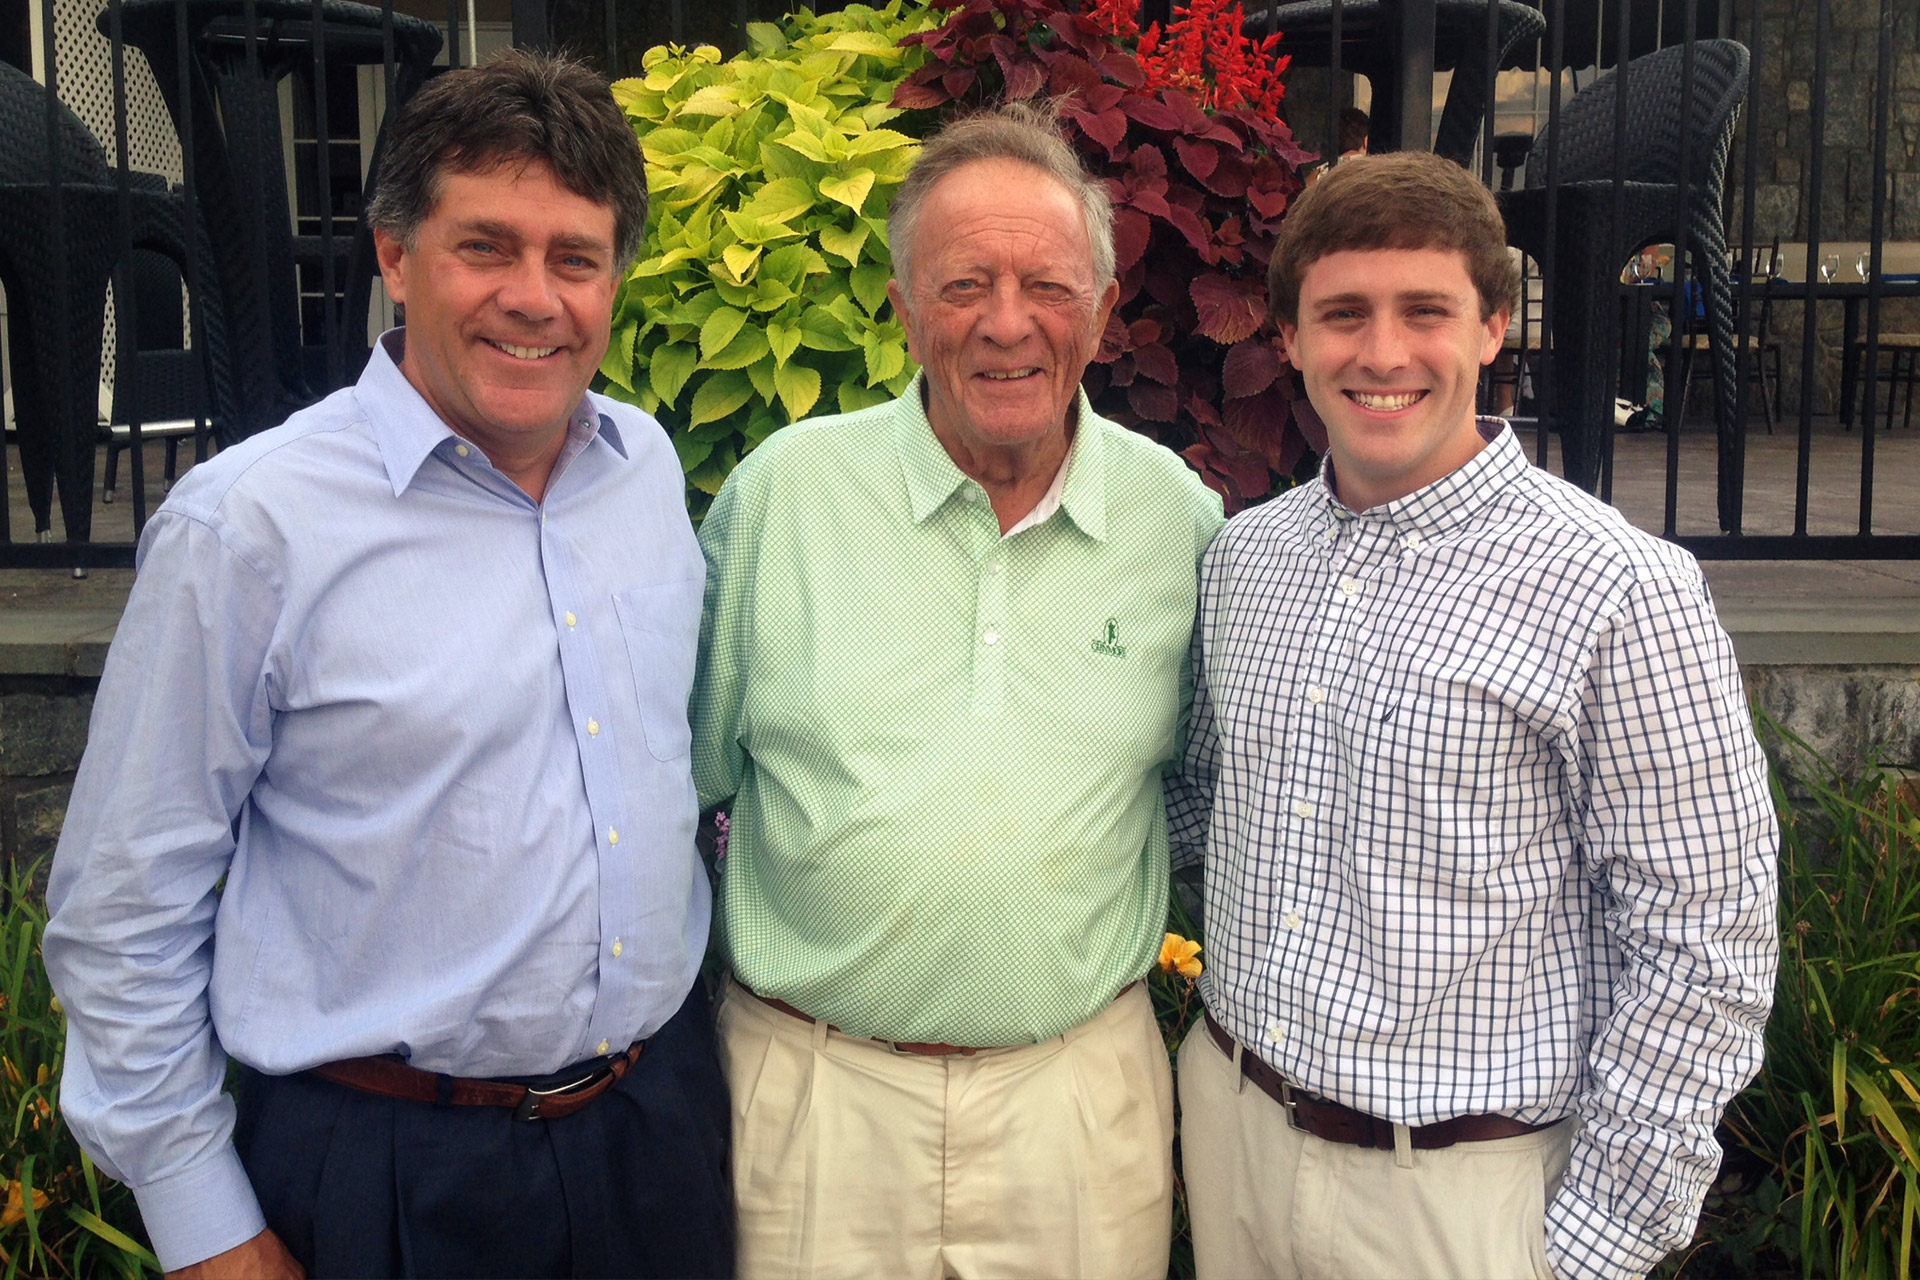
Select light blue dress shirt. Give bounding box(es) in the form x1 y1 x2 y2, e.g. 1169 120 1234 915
43 331 710 1271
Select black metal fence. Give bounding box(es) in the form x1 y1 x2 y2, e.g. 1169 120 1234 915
2 0 1913 567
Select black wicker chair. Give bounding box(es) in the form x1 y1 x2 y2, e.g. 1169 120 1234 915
0 61 227 543
1498 39 1750 531
102 248 214 505
115 0 442 442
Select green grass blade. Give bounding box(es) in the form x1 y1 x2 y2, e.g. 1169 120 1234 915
66 1207 159 1271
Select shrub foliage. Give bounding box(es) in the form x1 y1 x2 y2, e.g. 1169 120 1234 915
604 3 938 515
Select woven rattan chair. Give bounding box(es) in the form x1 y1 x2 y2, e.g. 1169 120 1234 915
0 61 226 542
1498 39 1750 531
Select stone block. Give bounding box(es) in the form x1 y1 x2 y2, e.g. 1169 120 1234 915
0 693 93 778
1753 184 1799 239
1787 80 1811 112
8 782 72 877
1747 666 1920 787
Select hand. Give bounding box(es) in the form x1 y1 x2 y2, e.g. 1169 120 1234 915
166 1228 304 1280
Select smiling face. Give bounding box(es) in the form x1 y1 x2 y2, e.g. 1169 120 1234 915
886 158 1119 480
375 158 617 493
1280 246 1508 512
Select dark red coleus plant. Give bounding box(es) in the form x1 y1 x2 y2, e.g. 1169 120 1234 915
894 0 1328 510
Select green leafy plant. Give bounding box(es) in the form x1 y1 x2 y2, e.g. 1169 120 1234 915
0 866 156 1278
1674 730 1919 1280
893 0 1323 510
605 2 938 514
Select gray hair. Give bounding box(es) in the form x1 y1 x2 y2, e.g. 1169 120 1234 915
887 99 1116 295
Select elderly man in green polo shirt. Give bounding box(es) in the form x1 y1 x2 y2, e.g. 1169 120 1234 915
691 100 1224 1279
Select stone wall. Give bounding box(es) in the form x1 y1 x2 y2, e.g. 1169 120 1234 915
1730 0 1920 414
0 677 93 889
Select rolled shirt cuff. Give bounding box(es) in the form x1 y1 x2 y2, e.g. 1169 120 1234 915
1546 1186 1672 1280
130 1142 268 1272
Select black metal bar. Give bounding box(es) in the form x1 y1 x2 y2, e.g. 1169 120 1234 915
4 544 142 570
108 0 150 535
1480 0 1498 186
313 0 340 390
383 0 397 132
1657 4 1698 540
670 0 683 45
447 0 462 68
1678 536 1920 560
607 0 620 77
36 0 68 543
1390 0 1435 151
182 0 215 467
1600 0 1630 507
512 0 548 50
1328 0 1342 169
1729 0 1762 537
1857 0 1893 535
1794 0 1829 537
1535 0 1565 469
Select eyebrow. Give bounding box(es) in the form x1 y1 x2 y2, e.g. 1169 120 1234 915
454 219 611 255
1311 289 1465 309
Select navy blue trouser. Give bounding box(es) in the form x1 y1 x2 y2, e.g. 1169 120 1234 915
234 983 733 1278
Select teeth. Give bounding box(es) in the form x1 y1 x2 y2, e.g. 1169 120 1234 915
1351 391 1423 410
982 368 1039 380
491 341 560 360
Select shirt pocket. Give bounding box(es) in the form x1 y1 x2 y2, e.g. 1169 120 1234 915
612 578 702 762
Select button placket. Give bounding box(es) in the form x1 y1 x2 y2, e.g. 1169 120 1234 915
970 515 1009 709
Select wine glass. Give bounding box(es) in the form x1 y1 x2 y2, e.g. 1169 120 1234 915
1626 254 1649 284
1855 252 1871 282
1820 253 1840 285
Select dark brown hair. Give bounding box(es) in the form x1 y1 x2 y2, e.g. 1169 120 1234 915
1267 151 1519 324
366 49 647 273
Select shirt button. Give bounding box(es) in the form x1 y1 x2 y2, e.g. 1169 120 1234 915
597 1039 611 1055
1324 526 1337 540
1404 531 1424 551
1294 800 1314 820
1267 1024 1286 1045
565 611 577 628
989 561 1004 574
454 443 470 458
983 630 999 646
1306 685 1326 704
1340 577 1360 599
611 938 623 958
1283 910 1303 931
607 828 619 845
587 718 600 736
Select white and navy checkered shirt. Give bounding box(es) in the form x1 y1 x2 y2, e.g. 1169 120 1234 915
1168 420 1779 1280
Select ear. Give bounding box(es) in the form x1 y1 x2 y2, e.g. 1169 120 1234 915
1479 306 1510 367
886 278 919 363
374 228 410 305
1278 320 1303 370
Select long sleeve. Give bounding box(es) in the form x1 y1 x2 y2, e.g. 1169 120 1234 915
690 464 757 814
43 511 279 1270
1548 570 1780 1280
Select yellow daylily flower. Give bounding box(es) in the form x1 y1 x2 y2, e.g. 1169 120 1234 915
0 1180 50 1229
1158 932 1202 979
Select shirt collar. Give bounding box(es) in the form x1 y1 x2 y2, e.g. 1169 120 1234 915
359 329 626 497
1317 416 1526 541
893 373 1108 541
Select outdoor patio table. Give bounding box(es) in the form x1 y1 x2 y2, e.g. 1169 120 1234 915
1742 279 1920 427
111 0 440 441
1242 0 1545 158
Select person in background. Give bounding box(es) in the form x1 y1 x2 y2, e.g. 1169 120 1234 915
43 50 730 1280
693 99 1223 1280
1171 151 1777 1280
1304 106 1370 185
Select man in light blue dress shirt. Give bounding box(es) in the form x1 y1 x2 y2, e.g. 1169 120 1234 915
42 51 729 1279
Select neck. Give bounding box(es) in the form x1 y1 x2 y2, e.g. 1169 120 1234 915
930 416 1074 535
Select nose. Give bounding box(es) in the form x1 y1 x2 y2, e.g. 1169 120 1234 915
497 255 561 322
1357 316 1411 374
977 277 1037 347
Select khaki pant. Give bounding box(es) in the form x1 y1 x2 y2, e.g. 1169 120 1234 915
1178 1024 1573 1280
718 977 1173 1280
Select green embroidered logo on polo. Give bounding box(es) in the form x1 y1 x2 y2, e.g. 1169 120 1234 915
1092 618 1128 658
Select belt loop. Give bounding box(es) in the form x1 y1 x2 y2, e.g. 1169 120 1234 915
435 1072 453 1108
810 1017 829 1051
1230 1040 1245 1095
1393 1122 1414 1169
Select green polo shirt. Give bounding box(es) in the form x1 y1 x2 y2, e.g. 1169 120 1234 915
693 378 1223 1046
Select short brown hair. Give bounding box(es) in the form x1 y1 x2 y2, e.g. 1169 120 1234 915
366 49 648 273
1267 152 1518 325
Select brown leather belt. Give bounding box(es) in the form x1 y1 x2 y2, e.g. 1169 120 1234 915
309 1042 643 1121
1203 1012 1554 1150
748 981 1142 1057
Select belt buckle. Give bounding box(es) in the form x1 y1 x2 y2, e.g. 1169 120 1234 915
513 1067 604 1122
1277 1078 1307 1133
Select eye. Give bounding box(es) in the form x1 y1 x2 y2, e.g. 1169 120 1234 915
464 240 499 256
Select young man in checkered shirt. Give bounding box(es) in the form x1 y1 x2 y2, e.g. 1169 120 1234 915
1168 152 1779 1280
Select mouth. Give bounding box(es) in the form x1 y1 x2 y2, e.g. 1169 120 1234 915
978 367 1042 382
485 339 562 361
1345 390 1427 411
